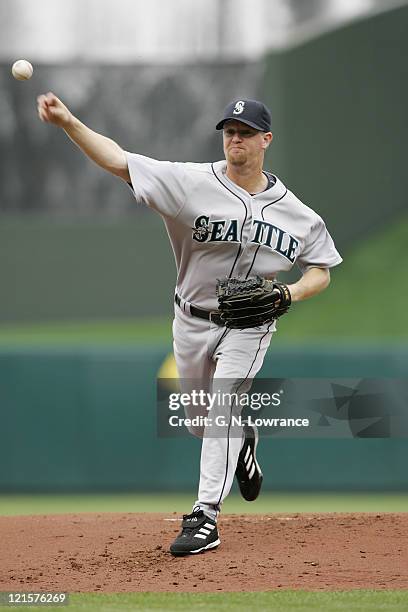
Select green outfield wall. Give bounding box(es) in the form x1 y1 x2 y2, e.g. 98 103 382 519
1 345 407 492
0 216 176 322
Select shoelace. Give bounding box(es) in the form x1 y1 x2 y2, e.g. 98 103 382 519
181 512 202 533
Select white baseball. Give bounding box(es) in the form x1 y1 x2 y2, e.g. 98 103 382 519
12 59 33 81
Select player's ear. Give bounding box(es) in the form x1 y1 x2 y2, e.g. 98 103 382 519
262 132 273 150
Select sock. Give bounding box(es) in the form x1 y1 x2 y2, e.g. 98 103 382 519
192 502 218 522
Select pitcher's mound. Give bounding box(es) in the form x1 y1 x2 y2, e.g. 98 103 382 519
1 513 407 592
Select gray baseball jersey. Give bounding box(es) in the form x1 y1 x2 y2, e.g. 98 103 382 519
126 152 342 518
126 153 342 312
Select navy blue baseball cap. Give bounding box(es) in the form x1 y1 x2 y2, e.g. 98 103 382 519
216 99 271 132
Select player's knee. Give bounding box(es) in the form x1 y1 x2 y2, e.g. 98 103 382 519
186 423 205 438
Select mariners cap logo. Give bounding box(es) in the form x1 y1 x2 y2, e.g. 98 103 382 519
233 100 245 115
215 99 271 131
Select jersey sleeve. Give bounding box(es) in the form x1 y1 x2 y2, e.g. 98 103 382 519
125 152 187 218
297 216 343 274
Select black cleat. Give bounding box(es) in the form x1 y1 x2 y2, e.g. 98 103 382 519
170 510 220 556
236 424 263 501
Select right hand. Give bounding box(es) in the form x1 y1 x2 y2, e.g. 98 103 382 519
37 92 73 128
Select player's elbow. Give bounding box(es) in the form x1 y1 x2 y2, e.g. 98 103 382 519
109 151 131 182
320 268 331 290
310 267 330 293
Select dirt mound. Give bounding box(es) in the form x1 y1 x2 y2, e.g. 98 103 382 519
1 513 407 592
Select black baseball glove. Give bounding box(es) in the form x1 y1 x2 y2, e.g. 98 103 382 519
216 275 291 329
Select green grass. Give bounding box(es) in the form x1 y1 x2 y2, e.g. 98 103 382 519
0 214 407 346
278 211 408 341
0 492 407 516
1 591 408 611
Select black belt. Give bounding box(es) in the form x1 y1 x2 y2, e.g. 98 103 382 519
175 293 224 326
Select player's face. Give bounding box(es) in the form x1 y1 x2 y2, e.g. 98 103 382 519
223 120 271 167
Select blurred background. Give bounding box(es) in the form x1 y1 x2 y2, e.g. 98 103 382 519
1 0 408 513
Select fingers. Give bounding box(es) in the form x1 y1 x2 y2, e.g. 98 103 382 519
45 92 59 107
37 92 58 108
37 92 58 122
37 97 48 122
36 92 72 128
37 91 57 103
37 96 49 122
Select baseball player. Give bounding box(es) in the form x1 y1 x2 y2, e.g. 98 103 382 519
37 94 342 556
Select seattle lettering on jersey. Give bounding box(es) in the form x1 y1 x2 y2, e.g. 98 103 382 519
193 215 239 243
251 219 299 263
192 215 299 263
